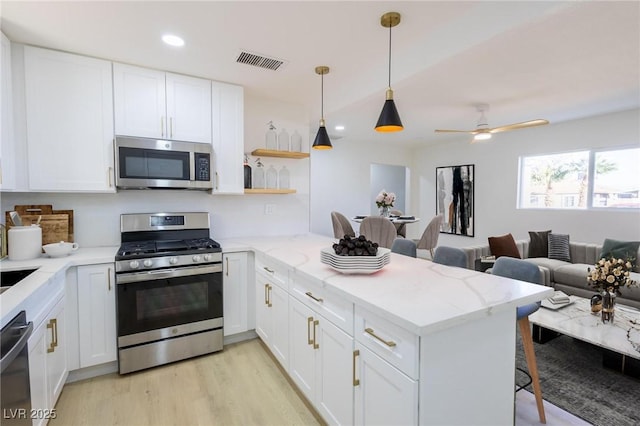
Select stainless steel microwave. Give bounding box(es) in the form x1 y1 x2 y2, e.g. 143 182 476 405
115 136 213 190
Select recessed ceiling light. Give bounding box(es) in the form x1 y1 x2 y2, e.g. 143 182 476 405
162 34 184 47
334 125 345 131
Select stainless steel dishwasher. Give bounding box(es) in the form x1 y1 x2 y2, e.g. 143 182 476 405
1 311 33 425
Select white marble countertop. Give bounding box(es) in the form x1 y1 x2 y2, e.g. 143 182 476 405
1 246 118 328
218 234 554 335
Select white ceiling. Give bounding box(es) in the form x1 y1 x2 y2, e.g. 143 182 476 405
1 1 639 147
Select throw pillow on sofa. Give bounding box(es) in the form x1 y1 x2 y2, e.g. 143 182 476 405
488 233 521 259
600 238 640 268
528 230 552 258
548 233 571 262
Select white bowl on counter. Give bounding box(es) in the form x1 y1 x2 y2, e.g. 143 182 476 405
42 241 79 258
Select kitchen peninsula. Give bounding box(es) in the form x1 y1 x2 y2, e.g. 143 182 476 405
221 234 554 425
2 234 552 425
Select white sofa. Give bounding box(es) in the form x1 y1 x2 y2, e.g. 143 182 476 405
461 240 640 310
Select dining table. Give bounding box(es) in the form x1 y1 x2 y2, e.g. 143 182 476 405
352 215 421 237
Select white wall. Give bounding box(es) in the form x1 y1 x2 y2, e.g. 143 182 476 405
412 108 640 248
1 96 312 247
310 140 416 238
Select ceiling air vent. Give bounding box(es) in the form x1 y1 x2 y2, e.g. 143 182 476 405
236 50 287 71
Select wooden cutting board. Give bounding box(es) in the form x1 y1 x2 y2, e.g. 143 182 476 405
14 214 71 246
6 205 74 244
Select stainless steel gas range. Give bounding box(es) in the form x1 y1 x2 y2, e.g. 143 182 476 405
115 212 223 374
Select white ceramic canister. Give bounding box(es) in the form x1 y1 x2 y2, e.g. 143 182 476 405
8 225 43 260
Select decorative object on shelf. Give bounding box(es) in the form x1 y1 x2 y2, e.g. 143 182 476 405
291 130 302 152
265 121 277 150
312 65 332 150
243 153 252 189
436 164 474 236
278 128 289 151
266 165 278 189
375 189 395 217
278 165 290 189
587 256 637 323
375 12 403 133
253 158 265 189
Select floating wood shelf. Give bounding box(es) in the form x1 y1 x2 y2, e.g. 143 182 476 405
250 149 309 159
244 189 296 194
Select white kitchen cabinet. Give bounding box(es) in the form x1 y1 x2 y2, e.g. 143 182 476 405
353 342 418 426
113 63 212 143
28 293 67 426
23 45 114 192
0 32 16 190
255 259 289 370
289 297 354 425
77 264 117 367
211 80 244 194
223 252 249 336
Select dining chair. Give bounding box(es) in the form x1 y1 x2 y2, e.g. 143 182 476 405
359 216 397 249
491 257 546 424
391 238 417 258
389 209 406 237
432 246 467 268
414 214 444 259
331 211 356 239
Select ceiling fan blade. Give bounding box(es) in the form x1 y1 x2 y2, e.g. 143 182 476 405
488 119 549 134
434 129 476 134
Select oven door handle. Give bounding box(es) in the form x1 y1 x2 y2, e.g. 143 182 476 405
116 264 222 284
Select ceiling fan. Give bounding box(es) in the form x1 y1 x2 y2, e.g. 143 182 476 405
434 104 549 142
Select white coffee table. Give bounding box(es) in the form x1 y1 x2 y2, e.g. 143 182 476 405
529 295 640 377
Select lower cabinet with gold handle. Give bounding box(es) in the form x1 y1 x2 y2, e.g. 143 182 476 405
255 264 289 370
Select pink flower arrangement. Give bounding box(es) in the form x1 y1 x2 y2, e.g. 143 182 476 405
375 190 396 208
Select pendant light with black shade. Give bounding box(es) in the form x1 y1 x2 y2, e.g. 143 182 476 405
375 12 403 133
312 66 332 150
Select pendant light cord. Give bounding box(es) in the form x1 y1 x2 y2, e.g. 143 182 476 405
387 23 392 88
321 72 324 120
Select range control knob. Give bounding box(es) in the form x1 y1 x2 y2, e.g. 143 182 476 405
169 257 179 265
192 255 202 262
143 259 153 268
129 260 140 270
203 254 212 262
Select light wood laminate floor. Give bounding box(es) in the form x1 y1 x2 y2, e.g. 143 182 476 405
52 338 588 425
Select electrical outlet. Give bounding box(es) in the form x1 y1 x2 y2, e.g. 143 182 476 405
264 203 276 215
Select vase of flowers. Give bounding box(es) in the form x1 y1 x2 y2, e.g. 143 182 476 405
587 257 637 324
375 190 396 217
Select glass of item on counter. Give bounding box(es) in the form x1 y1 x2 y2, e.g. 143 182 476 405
266 165 278 189
243 153 252 189
278 128 290 151
290 130 302 152
279 165 290 189
253 158 265 189
266 121 277 150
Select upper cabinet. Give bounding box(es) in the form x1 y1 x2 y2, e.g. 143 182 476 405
23 46 115 192
0 32 16 190
113 63 212 144
211 81 244 194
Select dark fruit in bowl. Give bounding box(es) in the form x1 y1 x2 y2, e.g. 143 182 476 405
333 235 378 256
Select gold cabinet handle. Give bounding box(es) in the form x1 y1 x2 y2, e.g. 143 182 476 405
226 257 229 276
312 319 319 349
264 283 269 306
53 318 58 348
108 268 112 291
266 284 272 307
307 316 314 345
305 291 323 303
46 319 55 353
364 327 396 347
263 267 274 274
353 350 360 386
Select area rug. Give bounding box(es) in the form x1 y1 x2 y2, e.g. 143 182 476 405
515 332 640 426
